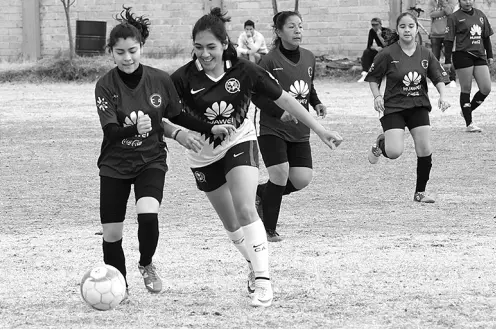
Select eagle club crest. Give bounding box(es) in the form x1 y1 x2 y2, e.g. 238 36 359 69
421 59 428 69
225 78 240 94
308 67 313 78
150 93 162 108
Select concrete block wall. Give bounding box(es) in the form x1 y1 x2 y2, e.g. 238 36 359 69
0 0 495 61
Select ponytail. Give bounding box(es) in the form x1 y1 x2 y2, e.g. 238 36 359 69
107 6 151 51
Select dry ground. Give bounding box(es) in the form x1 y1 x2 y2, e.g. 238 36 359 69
0 80 495 328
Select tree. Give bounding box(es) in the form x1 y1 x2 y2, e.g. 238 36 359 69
271 0 299 15
60 0 76 59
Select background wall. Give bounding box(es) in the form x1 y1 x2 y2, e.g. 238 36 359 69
0 0 495 61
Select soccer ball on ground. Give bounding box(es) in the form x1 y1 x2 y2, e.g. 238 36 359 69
80 264 126 311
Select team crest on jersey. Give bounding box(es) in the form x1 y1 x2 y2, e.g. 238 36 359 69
225 78 240 93
480 17 484 24
96 96 109 112
308 67 313 78
421 59 428 69
150 93 162 108
194 171 206 183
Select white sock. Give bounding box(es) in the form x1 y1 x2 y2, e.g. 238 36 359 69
226 228 251 262
242 220 269 279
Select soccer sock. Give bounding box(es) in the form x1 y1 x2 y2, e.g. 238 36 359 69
102 238 127 286
256 182 267 198
283 180 299 196
460 92 472 126
226 227 251 261
242 220 269 280
415 154 432 193
470 91 488 111
262 181 286 230
137 213 159 267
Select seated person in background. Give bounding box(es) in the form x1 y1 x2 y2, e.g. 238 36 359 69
236 20 268 64
358 18 391 82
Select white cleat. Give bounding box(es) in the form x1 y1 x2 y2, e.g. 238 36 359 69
357 71 367 83
250 279 273 307
465 123 482 133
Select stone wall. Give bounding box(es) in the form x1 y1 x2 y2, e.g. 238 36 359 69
0 0 495 61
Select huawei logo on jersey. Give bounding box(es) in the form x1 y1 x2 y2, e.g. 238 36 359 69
122 110 149 146
402 72 422 96
470 24 482 37
289 80 309 106
204 101 235 124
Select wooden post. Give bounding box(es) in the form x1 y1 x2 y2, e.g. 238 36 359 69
22 0 41 61
389 0 401 29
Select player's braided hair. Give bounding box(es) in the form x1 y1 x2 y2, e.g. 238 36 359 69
191 7 238 61
271 11 302 50
106 6 151 52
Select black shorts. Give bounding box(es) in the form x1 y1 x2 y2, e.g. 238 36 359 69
191 140 259 192
452 51 488 69
381 107 430 131
258 134 313 168
100 168 165 224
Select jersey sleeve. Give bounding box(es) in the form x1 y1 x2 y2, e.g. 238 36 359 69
427 50 449 85
94 80 119 129
161 73 182 119
251 64 283 101
364 49 388 84
444 14 456 42
482 13 494 38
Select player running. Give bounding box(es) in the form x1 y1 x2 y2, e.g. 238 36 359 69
444 0 494 132
365 12 450 203
170 8 342 307
252 11 327 242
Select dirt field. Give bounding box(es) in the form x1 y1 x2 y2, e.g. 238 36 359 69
0 80 495 328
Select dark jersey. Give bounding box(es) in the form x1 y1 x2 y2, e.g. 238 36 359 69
252 47 316 142
445 8 494 60
171 58 282 167
365 42 447 115
95 65 182 178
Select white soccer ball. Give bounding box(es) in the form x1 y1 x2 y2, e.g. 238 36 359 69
80 264 126 311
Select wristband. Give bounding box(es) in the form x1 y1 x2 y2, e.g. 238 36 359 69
172 128 181 140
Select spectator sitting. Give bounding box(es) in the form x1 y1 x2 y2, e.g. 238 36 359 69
358 18 391 82
236 20 268 64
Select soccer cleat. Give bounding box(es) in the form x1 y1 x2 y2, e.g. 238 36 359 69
247 269 256 297
255 194 264 221
266 229 283 242
413 192 435 203
250 279 273 307
465 123 482 133
138 262 162 293
368 133 384 164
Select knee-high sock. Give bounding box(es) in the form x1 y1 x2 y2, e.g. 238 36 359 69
103 238 127 286
262 181 286 231
283 180 299 196
242 220 269 279
137 213 159 267
415 154 432 193
471 91 488 112
460 92 472 126
256 182 267 198
226 227 251 262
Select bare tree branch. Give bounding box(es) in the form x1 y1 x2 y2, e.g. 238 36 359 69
294 0 299 12
271 0 278 15
60 0 75 59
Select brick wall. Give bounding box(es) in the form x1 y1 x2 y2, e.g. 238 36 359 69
0 0 495 61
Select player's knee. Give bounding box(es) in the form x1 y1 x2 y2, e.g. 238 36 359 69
386 149 402 159
291 173 312 190
480 85 491 96
235 203 257 223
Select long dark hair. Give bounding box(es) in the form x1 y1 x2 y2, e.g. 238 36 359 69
191 7 237 61
271 11 302 50
384 12 419 46
106 6 151 52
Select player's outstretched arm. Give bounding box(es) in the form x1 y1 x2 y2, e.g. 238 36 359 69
274 91 342 149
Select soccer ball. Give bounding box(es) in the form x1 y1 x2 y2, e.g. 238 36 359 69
80 264 126 311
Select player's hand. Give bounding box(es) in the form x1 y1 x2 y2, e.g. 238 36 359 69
318 130 343 150
175 131 204 153
314 104 327 118
373 96 385 114
488 58 494 66
281 111 298 124
211 124 236 139
438 97 450 112
137 110 152 134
